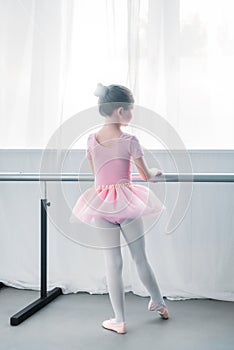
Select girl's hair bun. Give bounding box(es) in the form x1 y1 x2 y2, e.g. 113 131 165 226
94 83 109 97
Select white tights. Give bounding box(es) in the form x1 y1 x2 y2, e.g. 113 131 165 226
94 216 164 322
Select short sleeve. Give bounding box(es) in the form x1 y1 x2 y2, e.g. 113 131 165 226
86 134 92 160
130 135 144 159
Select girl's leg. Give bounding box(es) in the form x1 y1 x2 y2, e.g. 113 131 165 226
120 216 164 305
93 217 126 323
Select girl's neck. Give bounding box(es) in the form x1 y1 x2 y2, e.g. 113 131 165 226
102 122 122 133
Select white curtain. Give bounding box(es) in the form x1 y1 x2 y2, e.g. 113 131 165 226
0 0 74 148
1 1 234 149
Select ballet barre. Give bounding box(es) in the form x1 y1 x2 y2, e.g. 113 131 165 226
0 171 234 326
1 172 234 182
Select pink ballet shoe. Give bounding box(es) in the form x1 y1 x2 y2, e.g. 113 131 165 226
102 318 127 334
148 299 169 319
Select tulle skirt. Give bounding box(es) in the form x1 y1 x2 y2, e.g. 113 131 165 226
69 182 166 225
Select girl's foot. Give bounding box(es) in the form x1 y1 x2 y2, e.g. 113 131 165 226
148 299 169 319
102 318 127 334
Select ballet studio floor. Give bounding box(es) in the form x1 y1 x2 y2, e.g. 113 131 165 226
0 287 233 350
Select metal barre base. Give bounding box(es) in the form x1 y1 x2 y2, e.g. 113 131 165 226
0 282 5 288
10 287 62 326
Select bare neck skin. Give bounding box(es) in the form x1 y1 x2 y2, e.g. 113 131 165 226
97 107 132 139
99 121 123 136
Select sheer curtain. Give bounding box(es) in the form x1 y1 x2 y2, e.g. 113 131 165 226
0 0 74 149
0 0 172 149
1 0 234 149
179 0 234 149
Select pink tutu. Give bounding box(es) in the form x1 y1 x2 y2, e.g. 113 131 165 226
69 182 166 225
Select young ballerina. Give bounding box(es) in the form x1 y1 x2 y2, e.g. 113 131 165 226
70 83 169 334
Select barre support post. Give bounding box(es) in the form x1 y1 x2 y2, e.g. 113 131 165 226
10 181 62 326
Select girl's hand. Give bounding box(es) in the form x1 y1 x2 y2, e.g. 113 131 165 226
148 167 163 179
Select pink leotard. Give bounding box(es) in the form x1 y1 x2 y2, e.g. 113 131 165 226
70 132 166 225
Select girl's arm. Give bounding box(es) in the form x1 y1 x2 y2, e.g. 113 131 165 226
133 156 163 181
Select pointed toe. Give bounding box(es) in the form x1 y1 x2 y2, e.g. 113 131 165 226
148 299 169 319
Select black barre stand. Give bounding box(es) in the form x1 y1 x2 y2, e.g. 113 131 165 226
10 184 62 326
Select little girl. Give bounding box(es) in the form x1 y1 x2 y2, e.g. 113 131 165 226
70 83 169 334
